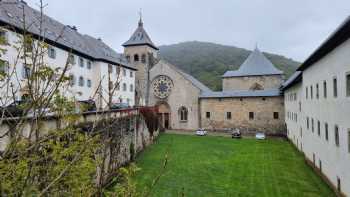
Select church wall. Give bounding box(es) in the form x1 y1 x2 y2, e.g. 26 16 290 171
222 75 284 91
149 61 201 130
200 96 285 134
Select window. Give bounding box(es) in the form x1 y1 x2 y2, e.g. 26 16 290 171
179 107 188 122
87 61 92 69
0 29 7 43
79 57 84 67
306 87 308 99
335 125 339 147
78 76 84 86
87 79 92 88
317 121 320 136
130 84 133 92
316 83 319 99
123 68 126 76
323 81 327 98
307 117 309 130
108 64 113 73
348 129 350 153
333 77 338 98
24 37 33 52
310 85 313 99
249 112 254 120
22 64 31 79
130 71 133 78
68 54 75 65
69 74 75 86
319 160 322 172
226 112 232 120
299 102 301 112
325 123 329 141
300 128 303 138
311 118 314 133
206 112 210 119
123 83 127 91
134 54 139 62
126 55 130 62
273 112 279 119
48 46 56 59
0 59 9 75
141 54 146 63
116 66 121 75
346 73 350 97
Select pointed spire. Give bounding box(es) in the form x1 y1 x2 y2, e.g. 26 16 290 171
138 9 143 27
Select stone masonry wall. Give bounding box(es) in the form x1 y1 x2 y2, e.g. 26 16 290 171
223 75 284 91
200 96 285 135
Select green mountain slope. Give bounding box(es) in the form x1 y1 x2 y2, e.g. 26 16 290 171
159 41 300 91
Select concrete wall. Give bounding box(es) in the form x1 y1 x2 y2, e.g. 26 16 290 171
222 75 284 91
200 96 285 134
149 61 201 130
285 38 350 196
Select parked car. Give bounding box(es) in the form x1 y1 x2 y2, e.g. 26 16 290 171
0 100 27 117
231 129 242 139
196 128 207 136
110 103 129 110
77 99 96 112
255 133 266 140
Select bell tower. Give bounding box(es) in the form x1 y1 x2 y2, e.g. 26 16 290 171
123 14 158 106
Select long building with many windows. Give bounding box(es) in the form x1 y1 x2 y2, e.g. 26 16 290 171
0 0 136 108
282 16 350 196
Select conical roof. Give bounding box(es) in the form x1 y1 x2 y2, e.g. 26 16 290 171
122 18 158 50
223 47 283 77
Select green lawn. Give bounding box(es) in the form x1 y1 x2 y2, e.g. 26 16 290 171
134 133 335 197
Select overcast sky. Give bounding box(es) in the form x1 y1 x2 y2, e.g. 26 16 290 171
25 0 350 62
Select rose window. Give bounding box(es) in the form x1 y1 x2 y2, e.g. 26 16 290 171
152 75 174 99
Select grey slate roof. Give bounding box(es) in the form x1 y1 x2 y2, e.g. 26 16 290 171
223 47 283 77
122 18 158 50
158 60 211 92
281 71 302 90
0 0 134 69
200 89 281 98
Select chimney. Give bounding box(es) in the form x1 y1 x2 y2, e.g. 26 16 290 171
72 26 77 31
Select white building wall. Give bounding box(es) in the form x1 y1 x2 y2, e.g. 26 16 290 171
285 38 350 196
0 27 135 108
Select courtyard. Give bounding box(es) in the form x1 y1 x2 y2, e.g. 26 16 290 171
134 133 335 197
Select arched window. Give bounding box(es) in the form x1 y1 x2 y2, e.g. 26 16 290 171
134 54 139 62
130 84 134 92
78 76 84 86
141 54 146 63
178 106 188 122
250 83 263 90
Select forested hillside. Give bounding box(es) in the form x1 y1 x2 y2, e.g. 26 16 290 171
159 41 300 90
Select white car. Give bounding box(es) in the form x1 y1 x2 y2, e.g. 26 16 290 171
255 133 266 140
196 129 207 136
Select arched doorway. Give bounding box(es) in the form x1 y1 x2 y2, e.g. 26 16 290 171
156 102 171 129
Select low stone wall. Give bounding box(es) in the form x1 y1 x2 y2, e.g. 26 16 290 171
0 107 159 186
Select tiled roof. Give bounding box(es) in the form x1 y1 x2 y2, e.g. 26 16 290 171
200 89 281 98
223 47 283 77
0 0 134 69
122 18 158 50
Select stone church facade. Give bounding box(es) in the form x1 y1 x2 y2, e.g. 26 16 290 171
123 18 285 134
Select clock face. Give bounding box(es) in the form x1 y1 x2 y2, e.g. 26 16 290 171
152 75 174 99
